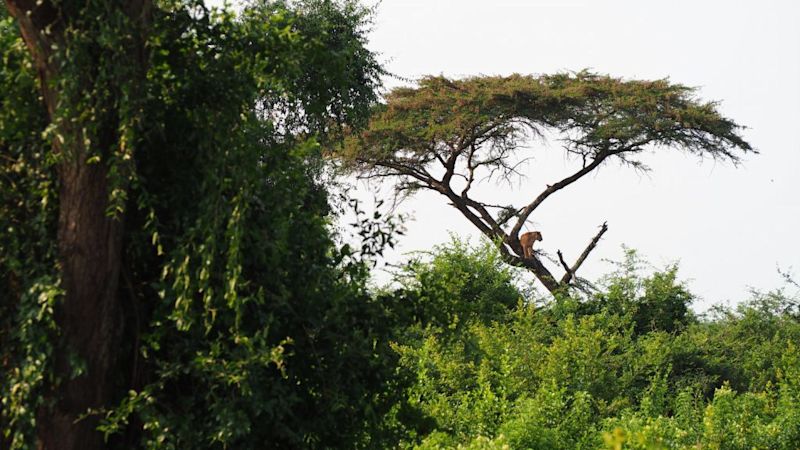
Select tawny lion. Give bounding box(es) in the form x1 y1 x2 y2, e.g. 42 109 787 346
520 231 543 258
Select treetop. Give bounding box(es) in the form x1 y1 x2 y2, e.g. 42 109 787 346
342 71 753 173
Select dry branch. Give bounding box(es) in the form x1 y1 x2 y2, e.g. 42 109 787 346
560 221 609 285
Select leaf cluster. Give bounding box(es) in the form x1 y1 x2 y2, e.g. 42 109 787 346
383 242 800 449
0 1 395 448
342 72 753 178
0 13 59 449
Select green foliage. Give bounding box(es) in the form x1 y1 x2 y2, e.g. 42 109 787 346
1 0 396 448
594 248 695 335
0 13 60 449
2 1 794 448
385 244 800 449
246 0 384 137
498 386 599 449
393 238 522 332
109 2 393 447
341 71 754 184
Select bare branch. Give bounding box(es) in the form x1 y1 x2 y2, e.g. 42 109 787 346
461 144 477 197
434 152 447 167
560 221 609 285
510 148 611 239
363 158 434 186
461 195 506 238
443 191 497 239
497 206 524 227
557 249 573 280
481 202 519 210
440 145 462 186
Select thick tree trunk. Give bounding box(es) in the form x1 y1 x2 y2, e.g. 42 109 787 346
38 161 125 450
4 1 143 448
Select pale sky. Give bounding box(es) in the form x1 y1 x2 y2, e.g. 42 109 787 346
357 0 800 308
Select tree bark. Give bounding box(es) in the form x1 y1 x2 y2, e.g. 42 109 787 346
39 159 125 450
5 1 145 448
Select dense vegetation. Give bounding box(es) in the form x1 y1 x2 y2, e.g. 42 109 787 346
1 0 798 449
382 242 800 449
1 0 395 448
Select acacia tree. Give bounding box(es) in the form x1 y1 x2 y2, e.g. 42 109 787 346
340 73 754 294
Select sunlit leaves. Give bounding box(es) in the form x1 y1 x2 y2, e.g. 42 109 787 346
387 242 800 449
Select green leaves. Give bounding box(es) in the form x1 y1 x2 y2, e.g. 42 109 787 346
0 15 59 449
342 71 754 174
386 243 800 449
395 238 522 331
2 0 394 448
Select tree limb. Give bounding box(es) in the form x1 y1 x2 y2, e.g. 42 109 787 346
560 221 609 285
364 158 434 186
557 249 573 280
497 247 562 293
510 148 610 240
440 143 462 186
441 190 496 238
461 144 477 197
461 196 505 237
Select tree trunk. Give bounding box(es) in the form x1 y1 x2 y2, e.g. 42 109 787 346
38 160 125 450
5 1 144 448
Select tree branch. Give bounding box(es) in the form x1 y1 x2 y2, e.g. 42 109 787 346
5 0 62 117
560 221 609 285
497 247 562 294
443 191 497 239
510 149 610 240
557 249 573 280
461 144 477 197
461 196 505 237
440 144 462 186
364 158 435 186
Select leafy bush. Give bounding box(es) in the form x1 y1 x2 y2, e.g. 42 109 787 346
385 243 800 449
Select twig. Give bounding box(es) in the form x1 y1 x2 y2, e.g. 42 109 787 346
557 249 573 280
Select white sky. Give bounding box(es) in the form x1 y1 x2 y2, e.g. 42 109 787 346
357 0 800 308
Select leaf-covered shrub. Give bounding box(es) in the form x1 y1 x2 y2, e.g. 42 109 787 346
386 243 800 449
